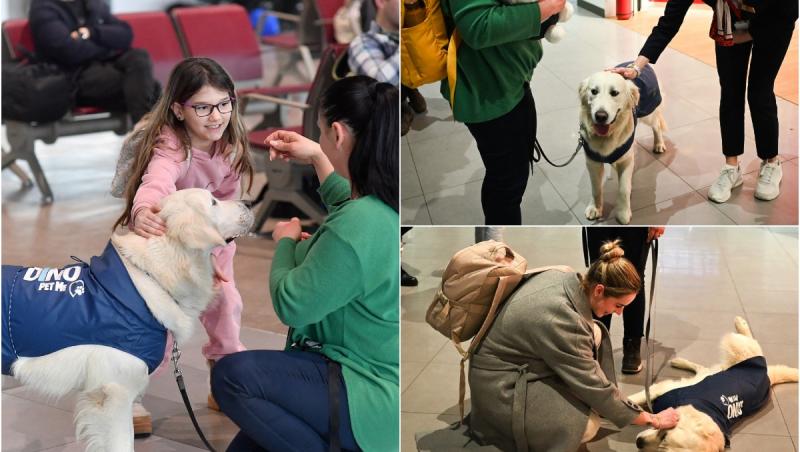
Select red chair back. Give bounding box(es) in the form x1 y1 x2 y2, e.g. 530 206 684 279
2 19 36 61
171 5 262 86
314 0 346 46
118 11 185 86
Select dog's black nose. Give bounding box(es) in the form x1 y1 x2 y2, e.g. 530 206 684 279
636 437 645 448
595 110 609 124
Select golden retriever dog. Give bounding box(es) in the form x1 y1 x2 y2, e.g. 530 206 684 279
628 316 798 451
2 188 253 452
579 66 668 224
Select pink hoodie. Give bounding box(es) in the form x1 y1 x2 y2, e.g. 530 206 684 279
133 126 241 221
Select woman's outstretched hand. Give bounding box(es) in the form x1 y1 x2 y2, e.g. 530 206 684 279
265 130 322 165
273 217 302 242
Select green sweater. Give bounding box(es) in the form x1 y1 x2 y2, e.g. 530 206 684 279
440 0 544 123
270 172 399 452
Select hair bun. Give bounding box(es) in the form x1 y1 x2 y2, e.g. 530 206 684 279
599 240 625 262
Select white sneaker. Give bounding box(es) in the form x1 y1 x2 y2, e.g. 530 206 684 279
754 159 782 201
708 164 743 203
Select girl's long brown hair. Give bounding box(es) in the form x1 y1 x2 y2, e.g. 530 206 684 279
113 57 253 230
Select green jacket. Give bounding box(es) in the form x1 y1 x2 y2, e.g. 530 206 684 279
270 172 399 452
441 0 544 123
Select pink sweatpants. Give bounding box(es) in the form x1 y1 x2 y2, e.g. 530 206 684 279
200 241 246 361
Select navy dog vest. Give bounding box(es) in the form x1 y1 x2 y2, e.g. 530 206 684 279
2 241 167 375
583 62 662 164
652 356 771 446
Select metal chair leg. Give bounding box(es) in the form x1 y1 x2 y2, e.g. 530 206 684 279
6 123 53 204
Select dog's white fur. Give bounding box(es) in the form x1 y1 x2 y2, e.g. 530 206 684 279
628 317 798 451
579 70 668 224
7 188 253 452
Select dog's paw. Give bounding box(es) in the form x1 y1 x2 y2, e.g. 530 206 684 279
653 143 666 154
669 357 695 371
615 209 632 225
585 205 603 220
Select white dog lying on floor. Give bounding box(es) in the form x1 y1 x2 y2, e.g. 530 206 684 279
579 64 668 224
628 316 798 451
2 188 253 452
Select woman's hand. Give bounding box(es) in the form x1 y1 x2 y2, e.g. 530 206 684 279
273 217 302 242
265 130 322 165
608 56 651 80
132 205 166 239
651 408 680 430
538 0 566 22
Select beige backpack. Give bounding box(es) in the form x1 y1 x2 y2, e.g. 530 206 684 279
425 240 572 420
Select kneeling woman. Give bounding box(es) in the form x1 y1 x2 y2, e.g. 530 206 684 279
468 240 679 451
211 76 399 452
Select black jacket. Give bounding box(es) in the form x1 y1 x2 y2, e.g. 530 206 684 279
29 0 132 68
639 0 798 63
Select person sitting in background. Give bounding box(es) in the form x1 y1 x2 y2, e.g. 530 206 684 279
29 0 160 123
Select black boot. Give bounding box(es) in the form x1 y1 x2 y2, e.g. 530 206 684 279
401 267 418 287
622 337 642 374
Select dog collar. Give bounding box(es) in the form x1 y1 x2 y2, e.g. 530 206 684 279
582 116 637 164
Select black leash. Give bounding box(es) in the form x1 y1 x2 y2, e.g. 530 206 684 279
531 137 584 169
171 341 218 452
644 239 658 412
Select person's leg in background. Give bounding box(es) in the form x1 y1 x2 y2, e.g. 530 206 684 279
586 227 649 374
211 350 359 452
112 48 160 123
465 85 535 225
401 226 417 286
474 226 505 243
708 41 751 203
747 20 795 201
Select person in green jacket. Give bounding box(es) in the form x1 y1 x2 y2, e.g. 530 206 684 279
211 75 399 452
441 0 566 225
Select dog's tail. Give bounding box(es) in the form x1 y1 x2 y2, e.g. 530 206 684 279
76 383 134 452
768 365 799 386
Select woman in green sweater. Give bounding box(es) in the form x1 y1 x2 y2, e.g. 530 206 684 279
442 0 566 225
211 76 399 452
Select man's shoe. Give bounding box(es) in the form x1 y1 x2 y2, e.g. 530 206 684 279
132 401 153 438
708 164 743 203
407 88 428 114
401 267 418 287
754 159 782 201
621 337 643 374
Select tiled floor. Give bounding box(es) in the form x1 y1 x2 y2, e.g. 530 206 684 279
401 227 799 451
0 51 306 450
401 5 799 225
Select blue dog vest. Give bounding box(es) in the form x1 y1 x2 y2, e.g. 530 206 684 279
2 241 167 375
583 62 662 164
652 356 771 446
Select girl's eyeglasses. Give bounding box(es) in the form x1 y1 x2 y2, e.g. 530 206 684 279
182 97 236 117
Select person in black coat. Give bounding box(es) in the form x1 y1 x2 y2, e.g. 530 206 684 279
29 0 160 122
613 0 797 204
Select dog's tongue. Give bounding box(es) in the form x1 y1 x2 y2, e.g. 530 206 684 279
593 124 610 136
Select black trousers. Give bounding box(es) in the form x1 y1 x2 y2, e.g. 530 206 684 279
585 227 650 339
715 21 794 159
75 48 160 123
465 85 535 225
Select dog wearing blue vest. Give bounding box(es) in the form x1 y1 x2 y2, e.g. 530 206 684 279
2 188 253 452
579 63 668 225
628 316 797 451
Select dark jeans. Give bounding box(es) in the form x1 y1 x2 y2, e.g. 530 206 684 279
465 85 536 225
211 350 359 452
75 48 159 123
585 227 650 339
715 22 794 159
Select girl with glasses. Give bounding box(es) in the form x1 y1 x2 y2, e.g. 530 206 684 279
113 57 254 429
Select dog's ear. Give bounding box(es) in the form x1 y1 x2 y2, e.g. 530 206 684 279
578 78 589 104
161 203 226 250
626 80 640 109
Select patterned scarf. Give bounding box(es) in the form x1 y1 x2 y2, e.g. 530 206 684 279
710 0 744 46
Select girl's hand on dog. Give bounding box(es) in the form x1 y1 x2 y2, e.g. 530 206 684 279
265 130 322 165
273 217 302 242
133 205 167 239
